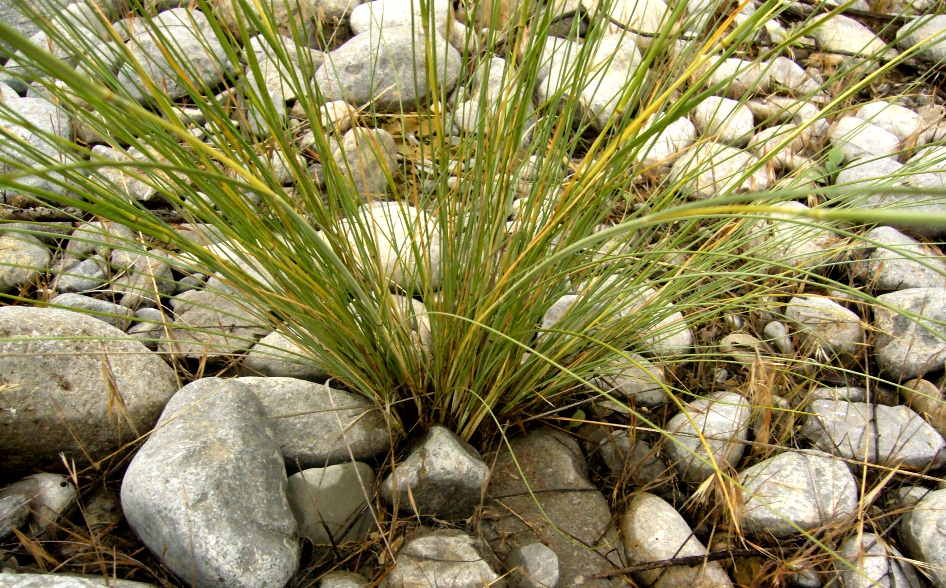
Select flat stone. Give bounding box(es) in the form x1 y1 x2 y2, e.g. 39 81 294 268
621 492 733 588
288 462 376 546
835 532 922 588
896 15 946 65
380 425 488 520
121 378 299 588
900 488 946 587
803 399 946 469
786 296 864 362
49 293 134 330
853 226 946 291
237 376 391 468
0 234 50 293
855 101 924 142
482 428 624 588
873 287 946 380
54 256 108 294
739 450 858 538
829 117 900 164
505 542 560 588
0 473 77 536
242 330 329 381
663 391 751 484
0 306 178 474
382 529 499 588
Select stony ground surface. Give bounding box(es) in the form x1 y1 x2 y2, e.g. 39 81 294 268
1 0 946 586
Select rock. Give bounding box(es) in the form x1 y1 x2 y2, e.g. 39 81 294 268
763 321 793 354
332 128 398 196
748 124 805 169
873 287 946 380
288 462 376 546
635 116 697 169
54 256 108 293
581 0 666 40
314 27 461 112
745 201 843 271
161 289 271 361
785 296 864 363
591 353 667 409
320 571 370 588
380 425 488 520
896 15 946 65
720 332 766 366
900 378 946 437
338 202 442 293
829 117 900 164
697 58 768 99
505 542 560 588
835 532 921 588
0 97 74 171
0 306 178 474
668 142 770 200
91 146 162 202
0 474 77 536
49 293 135 330
900 488 946 587
852 226 946 291
0 494 30 540
0 575 156 587
803 399 946 469
767 56 822 96
810 14 894 58
116 8 235 104
111 250 175 309
739 450 858 538
349 0 451 36
0 234 50 293
804 387 867 403
237 376 391 468
692 96 755 147
482 428 624 588
663 391 751 484
318 100 356 134
855 101 924 142
593 430 669 485
382 529 500 588
121 378 299 588
242 330 329 381
621 492 733 588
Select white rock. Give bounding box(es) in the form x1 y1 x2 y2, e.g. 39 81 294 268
288 463 376 545
900 488 946 587
692 96 755 147
745 201 843 271
635 116 697 169
663 391 751 484
874 287 946 380
786 296 864 362
853 226 946 291
810 14 894 58
669 142 770 200
856 101 924 142
896 15 946 65
829 117 900 164
836 533 922 588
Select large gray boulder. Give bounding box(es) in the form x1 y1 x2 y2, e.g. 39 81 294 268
121 378 299 588
0 306 178 474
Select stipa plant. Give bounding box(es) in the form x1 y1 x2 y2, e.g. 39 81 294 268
2 0 946 582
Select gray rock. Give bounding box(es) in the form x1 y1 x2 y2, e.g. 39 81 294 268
161 289 271 361
63 220 139 263
810 14 894 58
0 234 50 293
332 128 398 196
320 571 370 588
287 462 376 546
0 493 29 540
242 330 329 381
835 532 921 588
314 27 461 112
829 117 900 164
349 0 451 36
54 256 108 294
692 96 755 147
804 387 867 403
482 428 624 588
621 492 733 588
338 202 442 293
900 378 946 438
382 529 499 588
91 146 162 202
121 378 299 588
763 321 793 354
593 430 669 486
745 201 843 271
739 450 858 538
0 97 74 171
505 543 560 588
663 391 751 484
853 226 946 291
720 332 766 366
112 250 175 309
896 15 946 65
116 8 235 104
49 293 134 330
786 296 864 363
873 288 946 380
237 376 391 467
126 307 169 350
239 57 299 137
0 306 178 474
537 35 642 131
380 425 488 520
591 353 667 409
669 142 770 200
803 399 946 469
900 488 946 587
855 101 924 142
0 474 77 536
